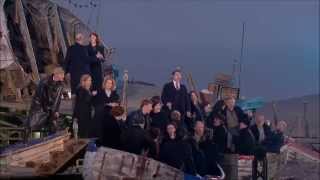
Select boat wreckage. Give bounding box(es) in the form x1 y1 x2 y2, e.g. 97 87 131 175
0 0 319 180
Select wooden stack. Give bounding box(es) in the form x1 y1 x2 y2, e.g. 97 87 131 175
0 130 89 177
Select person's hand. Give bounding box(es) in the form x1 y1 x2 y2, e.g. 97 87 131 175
166 102 172 110
186 111 192 118
96 52 103 59
92 90 98 96
109 102 118 107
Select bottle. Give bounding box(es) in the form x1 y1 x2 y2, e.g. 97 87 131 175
73 118 79 143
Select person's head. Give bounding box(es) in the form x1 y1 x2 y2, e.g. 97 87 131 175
111 106 125 120
172 69 182 82
213 113 225 127
80 74 92 90
255 114 266 127
140 99 153 114
194 121 205 137
276 120 287 132
166 122 177 139
149 127 161 140
90 32 100 45
75 33 84 45
170 110 181 123
103 77 116 91
224 97 236 111
52 67 65 82
190 91 198 103
151 96 162 113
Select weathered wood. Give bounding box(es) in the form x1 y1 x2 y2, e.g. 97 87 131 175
52 4 67 58
15 0 40 83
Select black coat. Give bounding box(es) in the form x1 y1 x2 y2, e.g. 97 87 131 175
73 87 93 138
87 44 105 91
127 110 152 130
235 128 256 155
92 89 120 138
161 82 191 120
150 111 169 135
120 126 156 157
265 130 285 153
26 75 63 131
64 43 97 93
100 114 124 150
159 138 196 175
212 125 228 153
250 124 272 145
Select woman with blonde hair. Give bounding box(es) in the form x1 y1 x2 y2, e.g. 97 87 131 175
92 77 120 140
73 74 96 138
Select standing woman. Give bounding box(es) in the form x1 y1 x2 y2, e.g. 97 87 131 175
73 74 96 138
93 77 120 140
87 32 105 92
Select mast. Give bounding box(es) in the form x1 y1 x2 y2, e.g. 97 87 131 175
238 22 246 94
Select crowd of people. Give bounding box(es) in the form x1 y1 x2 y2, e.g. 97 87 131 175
26 32 289 176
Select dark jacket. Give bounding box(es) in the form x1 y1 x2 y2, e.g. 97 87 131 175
212 125 228 153
120 125 156 157
235 127 256 155
26 75 63 131
265 130 285 153
73 87 93 138
100 114 124 150
87 44 105 91
250 124 272 145
150 111 169 135
64 43 97 93
160 137 196 175
127 110 152 130
161 82 191 120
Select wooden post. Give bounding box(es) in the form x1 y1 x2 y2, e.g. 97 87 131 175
15 0 40 83
52 4 67 58
303 101 309 138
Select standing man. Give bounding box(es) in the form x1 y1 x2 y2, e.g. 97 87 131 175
25 67 65 136
161 69 191 125
64 33 102 95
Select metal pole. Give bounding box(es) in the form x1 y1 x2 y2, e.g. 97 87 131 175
239 22 246 93
303 101 309 138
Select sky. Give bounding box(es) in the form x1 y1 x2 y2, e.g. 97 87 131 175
57 0 319 101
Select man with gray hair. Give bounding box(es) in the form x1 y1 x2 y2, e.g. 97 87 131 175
64 33 102 94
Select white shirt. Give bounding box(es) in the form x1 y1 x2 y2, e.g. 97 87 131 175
173 80 180 90
105 90 111 97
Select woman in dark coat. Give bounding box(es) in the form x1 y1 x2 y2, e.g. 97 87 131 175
100 106 126 149
87 32 105 92
93 77 119 139
73 74 96 138
159 122 196 175
150 96 169 136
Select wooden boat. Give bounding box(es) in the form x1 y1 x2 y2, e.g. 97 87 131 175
0 130 89 178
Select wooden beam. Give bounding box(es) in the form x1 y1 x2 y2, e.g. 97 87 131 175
44 15 58 65
52 4 67 58
15 0 40 83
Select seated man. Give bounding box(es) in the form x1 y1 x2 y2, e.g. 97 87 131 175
250 114 272 146
127 99 153 130
235 118 256 155
25 67 65 136
265 120 287 153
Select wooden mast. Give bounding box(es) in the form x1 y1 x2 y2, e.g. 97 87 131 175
52 3 67 58
15 0 40 83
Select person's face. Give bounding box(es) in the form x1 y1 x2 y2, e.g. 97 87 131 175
173 72 182 82
194 122 205 137
225 98 235 110
84 77 92 89
256 115 265 127
76 34 84 45
153 103 162 113
90 34 97 44
213 118 222 127
54 73 64 82
105 80 113 90
191 92 198 102
167 124 176 139
143 104 153 114
277 122 286 132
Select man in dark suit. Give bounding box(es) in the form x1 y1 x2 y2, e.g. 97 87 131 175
161 69 191 125
250 114 272 146
64 33 102 94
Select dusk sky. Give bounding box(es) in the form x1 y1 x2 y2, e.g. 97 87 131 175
57 0 319 101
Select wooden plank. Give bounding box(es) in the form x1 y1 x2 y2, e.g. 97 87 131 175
52 4 67 58
15 0 40 83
